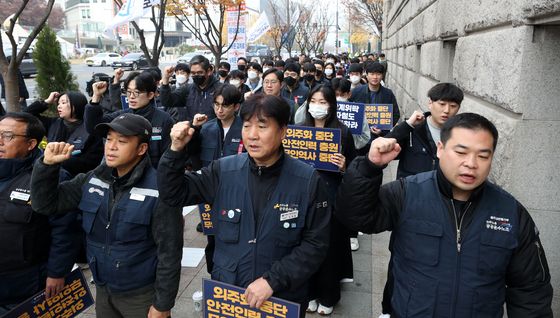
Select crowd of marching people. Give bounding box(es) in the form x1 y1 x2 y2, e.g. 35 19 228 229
0 51 553 318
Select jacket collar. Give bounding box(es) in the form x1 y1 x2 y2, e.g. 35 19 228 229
249 150 285 177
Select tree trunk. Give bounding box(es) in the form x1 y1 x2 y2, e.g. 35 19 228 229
2 66 21 112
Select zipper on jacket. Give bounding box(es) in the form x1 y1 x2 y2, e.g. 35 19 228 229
409 132 412 147
451 200 471 253
449 200 472 317
535 241 546 282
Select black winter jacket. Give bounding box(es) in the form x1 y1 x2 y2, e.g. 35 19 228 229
335 156 554 317
159 77 223 122
385 112 438 179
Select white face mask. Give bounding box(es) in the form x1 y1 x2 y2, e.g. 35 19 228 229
229 79 241 88
308 103 329 120
263 67 270 73
336 96 348 102
176 74 187 84
324 69 334 76
247 71 258 80
350 75 361 84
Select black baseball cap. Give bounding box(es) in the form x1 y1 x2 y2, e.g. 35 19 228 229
94 113 151 140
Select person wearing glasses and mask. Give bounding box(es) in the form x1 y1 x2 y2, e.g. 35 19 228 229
86 71 173 168
260 69 297 124
281 63 309 107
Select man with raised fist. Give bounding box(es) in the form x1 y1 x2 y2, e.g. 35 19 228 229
157 94 331 317
31 113 182 318
336 113 552 317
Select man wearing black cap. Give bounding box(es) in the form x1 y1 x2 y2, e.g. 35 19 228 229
30 113 183 318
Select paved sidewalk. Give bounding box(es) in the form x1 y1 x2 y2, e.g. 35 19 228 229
79 163 397 317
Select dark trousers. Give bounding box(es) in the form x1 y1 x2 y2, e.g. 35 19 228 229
95 285 154 318
308 218 353 307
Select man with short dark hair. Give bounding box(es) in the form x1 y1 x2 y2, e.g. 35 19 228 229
237 57 248 72
350 62 400 148
0 113 79 314
281 63 309 107
158 94 331 317
31 113 183 318
160 55 223 123
388 82 464 179
217 61 230 83
336 113 553 318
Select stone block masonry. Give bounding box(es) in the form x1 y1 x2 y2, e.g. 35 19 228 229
382 0 560 312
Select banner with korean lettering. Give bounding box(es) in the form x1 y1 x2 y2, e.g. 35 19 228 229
336 101 365 135
4 269 94 318
282 126 341 172
203 278 300 318
198 203 215 235
227 1 246 70
364 104 394 130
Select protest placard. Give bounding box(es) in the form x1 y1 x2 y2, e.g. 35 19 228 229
198 203 215 235
4 269 94 318
203 278 300 318
336 101 365 135
364 104 394 130
282 126 341 172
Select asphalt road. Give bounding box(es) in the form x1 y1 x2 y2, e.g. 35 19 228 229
22 61 175 101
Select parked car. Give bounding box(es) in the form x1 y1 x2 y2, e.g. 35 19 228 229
111 53 149 70
176 50 215 64
86 52 122 67
3 48 37 78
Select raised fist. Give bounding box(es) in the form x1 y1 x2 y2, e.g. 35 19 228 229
162 66 175 85
192 114 208 127
367 137 401 167
43 142 75 165
92 81 108 97
406 110 425 127
113 68 124 84
45 92 60 104
170 121 195 152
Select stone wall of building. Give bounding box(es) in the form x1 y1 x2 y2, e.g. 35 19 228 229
382 0 560 312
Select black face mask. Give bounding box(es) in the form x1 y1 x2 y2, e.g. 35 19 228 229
304 74 315 82
218 70 228 78
284 76 297 87
237 64 246 71
316 70 323 76
192 75 206 86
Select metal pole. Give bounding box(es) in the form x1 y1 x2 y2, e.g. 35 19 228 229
336 0 339 54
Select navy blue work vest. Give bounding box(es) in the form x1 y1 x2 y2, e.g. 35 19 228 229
199 116 243 167
392 171 518 317
211 154 314 300
0 171 50 273
146 108 170 168
78 168 159 293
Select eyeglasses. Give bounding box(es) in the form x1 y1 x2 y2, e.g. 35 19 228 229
214 103 234 110
123 90 146 98
263 80 279 85
0 131 27 142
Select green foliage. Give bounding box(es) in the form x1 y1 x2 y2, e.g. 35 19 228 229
33 26 79 104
